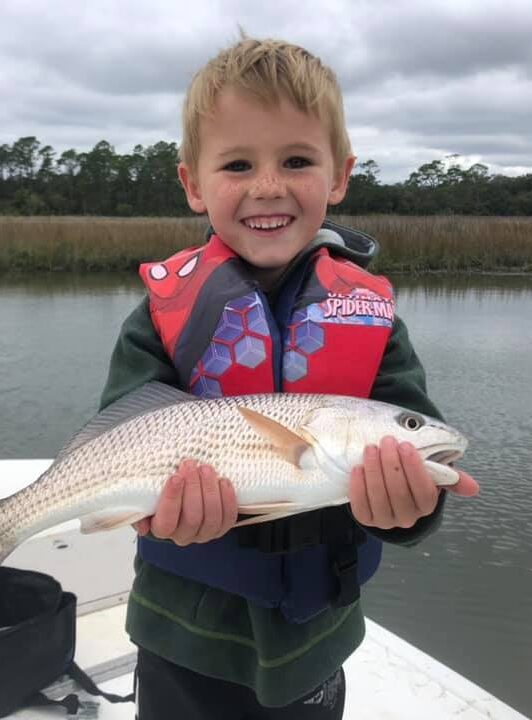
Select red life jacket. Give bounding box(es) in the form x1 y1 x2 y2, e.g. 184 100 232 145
137 233 395 622
140 234 394 397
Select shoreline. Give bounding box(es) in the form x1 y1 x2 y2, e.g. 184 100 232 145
2 267 531 276
1 214 531 275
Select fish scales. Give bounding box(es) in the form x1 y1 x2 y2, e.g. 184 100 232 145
0 386 468 563
0 395 317 550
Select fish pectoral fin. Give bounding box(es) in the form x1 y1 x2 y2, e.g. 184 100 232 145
238 501 301 515
79 508 148 534
234 505 305 528
238 406 312 468
235 496 351 527
236 501 305 527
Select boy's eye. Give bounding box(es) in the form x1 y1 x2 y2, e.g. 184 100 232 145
285 156 312 169
223 160 251 172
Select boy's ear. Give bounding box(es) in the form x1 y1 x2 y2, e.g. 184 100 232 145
328 155 356 205
178 163 207 214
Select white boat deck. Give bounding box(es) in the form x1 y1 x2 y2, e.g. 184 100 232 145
1 460 529 720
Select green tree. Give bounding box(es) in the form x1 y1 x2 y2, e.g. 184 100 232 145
0 144 12 181
1 137 531 217
11 136 41 182
77 141 117 214
358 159 380 185
408 160 446 188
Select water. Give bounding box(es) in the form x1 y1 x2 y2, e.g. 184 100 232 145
0 272 531 716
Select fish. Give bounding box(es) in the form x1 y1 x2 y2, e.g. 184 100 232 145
0 381 467 563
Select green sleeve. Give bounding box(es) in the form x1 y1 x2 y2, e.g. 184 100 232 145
363 315 446 546
99 297 177 411
371 315 443 420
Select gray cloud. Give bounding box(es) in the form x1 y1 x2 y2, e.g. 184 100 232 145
1 0 531 182
365 3 532 80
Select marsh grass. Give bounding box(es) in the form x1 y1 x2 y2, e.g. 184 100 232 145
0 216 209 272
0 214 531 273
344 215 532 273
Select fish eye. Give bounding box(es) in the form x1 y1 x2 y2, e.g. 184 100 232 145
399 413 425 431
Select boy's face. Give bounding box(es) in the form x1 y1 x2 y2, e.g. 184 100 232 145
179 88 354 276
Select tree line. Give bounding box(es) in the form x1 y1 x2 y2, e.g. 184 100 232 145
1 137 531 217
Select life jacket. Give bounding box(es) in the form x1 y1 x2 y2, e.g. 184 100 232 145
138 229 395 622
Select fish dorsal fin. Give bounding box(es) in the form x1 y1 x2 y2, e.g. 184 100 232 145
238 406 311 467
55 382 195 463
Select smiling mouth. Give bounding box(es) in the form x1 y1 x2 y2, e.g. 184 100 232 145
241 215 295 231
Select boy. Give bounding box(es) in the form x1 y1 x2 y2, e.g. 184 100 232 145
100 37 478 719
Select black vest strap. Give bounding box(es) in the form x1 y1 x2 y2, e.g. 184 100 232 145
236 509 324 554
236 505 362 554
236 506 364 608
22 691 82 716
21 662 134 715
68 661 135 704
330 543 360 606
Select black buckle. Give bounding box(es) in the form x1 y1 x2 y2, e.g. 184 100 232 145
236 512 323 554
236 505 365 555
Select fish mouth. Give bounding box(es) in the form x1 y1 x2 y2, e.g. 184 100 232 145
423 445 466 466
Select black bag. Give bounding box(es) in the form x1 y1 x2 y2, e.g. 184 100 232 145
0 566 134 717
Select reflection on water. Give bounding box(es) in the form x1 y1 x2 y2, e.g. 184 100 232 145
395 272 532 296
1 271 531 715
0 270 143 295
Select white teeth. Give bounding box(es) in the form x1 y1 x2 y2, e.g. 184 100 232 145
243 217 292 230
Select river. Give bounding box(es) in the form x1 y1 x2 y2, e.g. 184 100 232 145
0 272 531 716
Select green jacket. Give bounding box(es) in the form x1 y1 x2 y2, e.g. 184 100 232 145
100 296 445 707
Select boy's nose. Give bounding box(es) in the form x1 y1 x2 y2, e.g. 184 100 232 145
248 174 287 199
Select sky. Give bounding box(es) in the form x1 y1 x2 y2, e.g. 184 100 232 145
1 0 531 183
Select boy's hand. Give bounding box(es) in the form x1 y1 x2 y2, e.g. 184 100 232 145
349 436 480 530
133 460 238 545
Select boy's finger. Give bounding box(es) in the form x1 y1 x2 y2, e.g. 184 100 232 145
151 470 185 538
217 478 238 535
195 465 223 543
175 462 204 544
348 466 373 526
133 518 151 536
362 445 394 529
444 470 480 497
398 442 438 516
380 436 416 526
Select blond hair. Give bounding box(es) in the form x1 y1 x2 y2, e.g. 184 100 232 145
179 37 352 172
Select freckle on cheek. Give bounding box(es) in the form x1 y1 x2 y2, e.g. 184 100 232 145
217 184 240 198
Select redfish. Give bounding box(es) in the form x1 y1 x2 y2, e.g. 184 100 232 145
0 382 467 563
